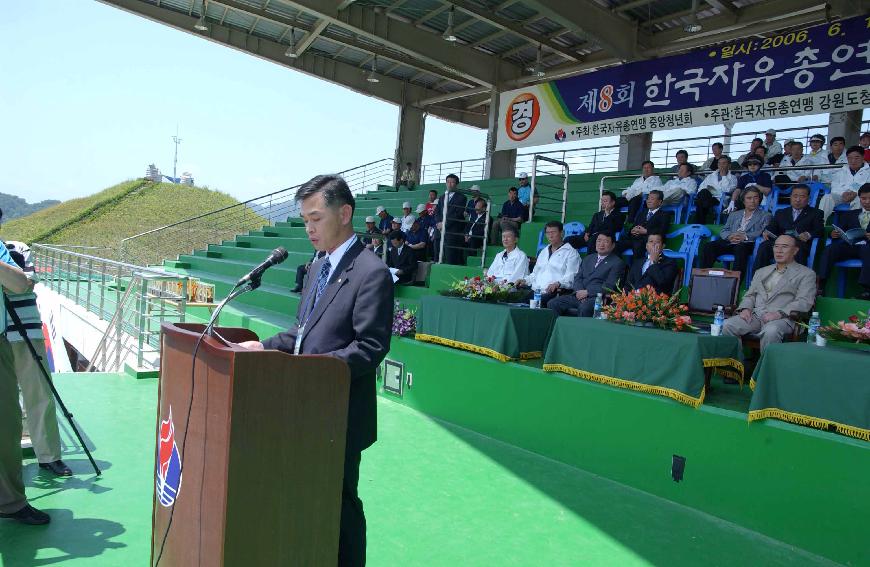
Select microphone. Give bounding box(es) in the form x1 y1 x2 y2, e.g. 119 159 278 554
237 247 289 286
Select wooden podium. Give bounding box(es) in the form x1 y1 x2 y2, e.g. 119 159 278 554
151 323 350 566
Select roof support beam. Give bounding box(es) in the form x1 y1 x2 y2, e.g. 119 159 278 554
96 0 487 127
446 0 581 62
294 18 328 57
521 0 644 61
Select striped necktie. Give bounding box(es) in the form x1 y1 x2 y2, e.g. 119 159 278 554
315 257 332 302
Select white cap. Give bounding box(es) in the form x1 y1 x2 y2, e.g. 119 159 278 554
765 128 776 135
402 201 411 209
365 216 375 223
518 172 528 179
375 205 385 214
416 203 426 213
469 184 480 192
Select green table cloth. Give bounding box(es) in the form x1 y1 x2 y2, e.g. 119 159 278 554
415 295 557 362
542 318 743 408
749 342 870 441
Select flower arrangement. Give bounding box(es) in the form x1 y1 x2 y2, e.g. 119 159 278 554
392 307 417 337
439 276 526 303
817 312 870 345
602 285 694 332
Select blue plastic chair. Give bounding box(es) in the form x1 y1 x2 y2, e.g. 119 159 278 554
537 222 586 254
660 195 687 225
714 236 763 287
771 184 821 212
823 237 863 297
662 224 713 287
832 203 853 226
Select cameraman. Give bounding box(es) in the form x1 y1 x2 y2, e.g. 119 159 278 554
0 224 51 524
5 241 71 477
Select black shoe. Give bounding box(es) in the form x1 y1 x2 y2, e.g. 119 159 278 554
290 286 303 293
0 504 51 525
40 459 73 476
857 290 870 301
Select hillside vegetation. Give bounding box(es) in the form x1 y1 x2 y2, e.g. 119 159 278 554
0 180 265 266
0 192 60 221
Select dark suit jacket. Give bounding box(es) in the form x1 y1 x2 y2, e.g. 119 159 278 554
767 206 824 242
435 191 468 232
587 210 625 242
387 245 417 283
261 240 393 453
630 207 671 237
835 208 867 233
627 255 679 294
571 253 625 295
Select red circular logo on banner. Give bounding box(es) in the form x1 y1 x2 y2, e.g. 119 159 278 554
504 93 540 142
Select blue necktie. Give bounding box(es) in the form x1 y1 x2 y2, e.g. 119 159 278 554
646 210 653 222
315 257 332 302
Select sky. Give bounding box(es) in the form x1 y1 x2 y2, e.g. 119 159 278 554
1 2 867 204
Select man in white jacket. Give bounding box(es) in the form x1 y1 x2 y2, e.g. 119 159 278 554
517 221 580 307
694 156 737 223
486 227 529 284
617 160 662 221
819 146 870 221
661 163 698 205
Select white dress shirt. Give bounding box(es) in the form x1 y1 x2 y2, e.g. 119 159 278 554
661 176 697 203
486 247 529 284
324 234 358 282
700 171 738 198
622 175 663 200
400 213 416 232
527 242 580 291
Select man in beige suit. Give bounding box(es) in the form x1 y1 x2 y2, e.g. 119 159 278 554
722 234 816 350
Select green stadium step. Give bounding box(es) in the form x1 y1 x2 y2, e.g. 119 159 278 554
163 260 191 269
176 255 297 288
205 245 312 265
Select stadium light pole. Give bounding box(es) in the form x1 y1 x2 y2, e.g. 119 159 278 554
172 128 182 182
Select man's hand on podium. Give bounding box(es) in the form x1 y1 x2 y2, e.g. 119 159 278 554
237 341 264 350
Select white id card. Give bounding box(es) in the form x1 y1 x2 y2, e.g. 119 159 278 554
294 325 304 355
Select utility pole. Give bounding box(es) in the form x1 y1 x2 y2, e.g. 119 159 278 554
171 127 182 181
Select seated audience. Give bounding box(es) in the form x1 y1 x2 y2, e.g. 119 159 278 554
802 134 830 180
670 149 692 173
400 202 415 232
517 172 532 206
729 156 772 212
386 231 416 285
486 227 529 284
616 160 661 221
626 234 678 294
700 187 770 277
389 217 403 237
516 221 580 307
722 234 816 350
751 184 823 272
291 250 325 293
465 198 488 257
701 142 727 171
616 190 671 258
548 232 624 317
415 203 434 231
405 218 429 262
465 185 482 219
363 215 378 244
425 190 438 215
694 156 737 223
821 136 848 183
584 191 625 246
752 144 768 167
775 140 811 185
764 129 783 159
819 146 870 221
738 138 764 167
499 187 527 233
376 206 393 235
396 162 416 190
662 163 697 205
861 132 870 162
818 184 870 300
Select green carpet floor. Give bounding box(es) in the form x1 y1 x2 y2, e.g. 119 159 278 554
0 373 837 566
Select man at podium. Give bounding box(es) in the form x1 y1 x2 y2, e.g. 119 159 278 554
240 174 394 566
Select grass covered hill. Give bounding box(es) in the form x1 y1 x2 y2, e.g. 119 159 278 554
0 180 264 265
0 192 60 221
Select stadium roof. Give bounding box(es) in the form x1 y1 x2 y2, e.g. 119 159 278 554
100 0 864 128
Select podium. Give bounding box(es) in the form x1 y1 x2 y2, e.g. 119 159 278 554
151 323 350 566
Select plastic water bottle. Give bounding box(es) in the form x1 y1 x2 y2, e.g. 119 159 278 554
711 305 724 336
532 289 542 309
593 293 603 319
806 311 820 344
394 300 401 313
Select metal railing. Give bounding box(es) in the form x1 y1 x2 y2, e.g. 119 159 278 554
31 244 190 371
117 158 396 267
529 155 569 223
437 187 492 268
420 120 870 183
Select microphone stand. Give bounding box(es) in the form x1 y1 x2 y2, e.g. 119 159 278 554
204 277 260 339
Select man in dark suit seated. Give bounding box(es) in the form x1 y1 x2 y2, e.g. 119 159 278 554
238 175 393 566
818 184 870 299
386 230 417 285
464 198 488 258
615 190 671 258
583 191 625 246
699 187 770 277
751 184 823 272
627 233 678 294
548 232 625 317
291 249 326 293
